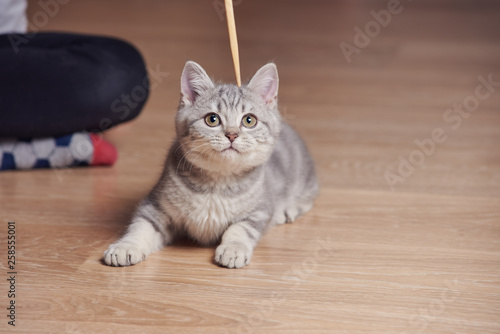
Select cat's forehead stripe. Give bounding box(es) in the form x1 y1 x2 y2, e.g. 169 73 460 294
221 96 228 110
216 86 245 114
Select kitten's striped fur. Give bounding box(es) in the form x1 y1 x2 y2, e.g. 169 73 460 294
104 61 318 268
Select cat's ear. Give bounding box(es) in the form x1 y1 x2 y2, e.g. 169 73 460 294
180 61 214 106
247 63 279 106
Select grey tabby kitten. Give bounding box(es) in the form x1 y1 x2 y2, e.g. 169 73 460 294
103 61 318 268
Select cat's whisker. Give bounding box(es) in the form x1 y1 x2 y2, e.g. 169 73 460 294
174 138 207 155
190 144 215 176
177 144 210 173
176 143 212 175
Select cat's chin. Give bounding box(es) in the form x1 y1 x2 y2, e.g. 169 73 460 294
221 147 240 155
188 150 258 175
216 149 249 170
221 149 272 172
183 143 273 175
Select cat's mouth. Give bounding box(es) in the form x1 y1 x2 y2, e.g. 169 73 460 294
221 146 240 154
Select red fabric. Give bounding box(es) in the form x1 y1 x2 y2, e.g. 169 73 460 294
89 133 118 166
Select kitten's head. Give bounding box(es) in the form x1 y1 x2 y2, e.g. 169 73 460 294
175 61 281 174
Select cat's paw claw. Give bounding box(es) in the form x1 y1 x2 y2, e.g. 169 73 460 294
103 243 146 267
215 243 252 269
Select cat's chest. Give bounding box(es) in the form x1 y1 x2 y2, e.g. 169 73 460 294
173 175 257 225
165 169 263 244
176 191 248 244
187 192 240 224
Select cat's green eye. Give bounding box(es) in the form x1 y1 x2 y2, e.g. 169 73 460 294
242 114 257 128
205 113 220 127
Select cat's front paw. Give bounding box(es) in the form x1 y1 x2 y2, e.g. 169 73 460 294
215 242 252 269
103 242 147 267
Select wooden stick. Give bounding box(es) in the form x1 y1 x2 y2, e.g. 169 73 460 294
224 0 241 87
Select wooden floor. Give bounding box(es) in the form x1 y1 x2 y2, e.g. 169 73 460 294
1 0 500 332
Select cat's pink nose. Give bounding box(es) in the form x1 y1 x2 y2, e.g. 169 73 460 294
225 133 238 142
